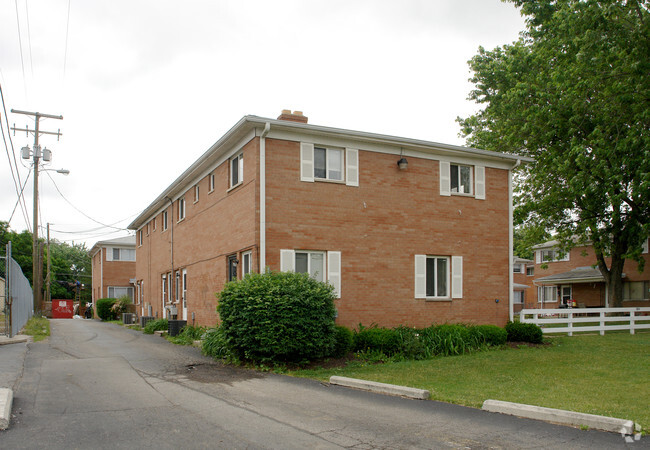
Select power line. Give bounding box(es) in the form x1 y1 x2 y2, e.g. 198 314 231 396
8 169 31 225
13 0 27 99
24 0 34 77
63 0 72 80
44 171 129 232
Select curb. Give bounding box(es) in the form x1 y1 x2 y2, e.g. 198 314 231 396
329 376 430 400
0 335 33 346
0 388 13 430
482 399 636 434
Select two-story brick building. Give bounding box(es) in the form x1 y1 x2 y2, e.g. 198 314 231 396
532 239 649 308
128 111 529 328
90 236 137 311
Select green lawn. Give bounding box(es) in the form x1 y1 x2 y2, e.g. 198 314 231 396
291 332 650 431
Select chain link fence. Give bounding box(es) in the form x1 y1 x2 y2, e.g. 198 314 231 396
1 242 34 337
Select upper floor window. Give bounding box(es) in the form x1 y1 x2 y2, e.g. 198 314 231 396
513 264 522 273
152 217 157 232
138 230 143 246
450 164 472 195
538 249 569 263
230 153 243 188
526 266 534 276
314 147 343 181
178 197 186 222
162 210 168 231
194 185 199 203
208 172 215 192
109 248 135 261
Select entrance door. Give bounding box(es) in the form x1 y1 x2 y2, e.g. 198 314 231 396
182 269 187 320
561 285 572 306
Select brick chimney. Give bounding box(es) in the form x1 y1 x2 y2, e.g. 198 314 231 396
277 109 308 124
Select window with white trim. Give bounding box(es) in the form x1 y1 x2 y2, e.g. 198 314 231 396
194 185 199 203
110 248 135 261
230 153 243 188
208 172 215 192
152 217 157 232
178 197 185 222
242 251 252 277
526 266 534 276
162 274 168 304
175 270 181 303
415 254 462 299
162 210 168 231
514 290 524 304
280 249 341 298
138 230 143 246
538 249 569 263
314 146 343 181
538 285 557 303
623 281 649 301
426 256 449 298
450 164 472 194
108 286 134 300
513 264 522 273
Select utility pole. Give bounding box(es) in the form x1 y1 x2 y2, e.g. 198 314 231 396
11 109 63 314
46 223 51 304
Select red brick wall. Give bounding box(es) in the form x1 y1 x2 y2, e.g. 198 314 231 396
264 138 511 328
90 248 135 299
135 139 259 324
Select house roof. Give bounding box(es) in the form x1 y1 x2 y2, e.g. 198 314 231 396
513 256 534 264
128 114 533 230
534 266 613 285
89 235 136 256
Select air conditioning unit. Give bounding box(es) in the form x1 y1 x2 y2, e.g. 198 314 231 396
122 313 135 325
140 316 155 328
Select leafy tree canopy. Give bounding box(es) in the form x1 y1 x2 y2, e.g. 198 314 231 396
458 0 649 306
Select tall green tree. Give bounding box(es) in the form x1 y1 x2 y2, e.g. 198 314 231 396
458 0 649 306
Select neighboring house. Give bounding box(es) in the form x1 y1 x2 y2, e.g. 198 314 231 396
128 110 529 328
512 256 535 313
531 239 650 308
89 236 137 311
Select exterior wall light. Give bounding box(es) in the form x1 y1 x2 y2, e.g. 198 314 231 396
397 157 408 170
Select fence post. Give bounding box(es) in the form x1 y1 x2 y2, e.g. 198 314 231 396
567 311 573 337
600 310 605 336
630 310 635 335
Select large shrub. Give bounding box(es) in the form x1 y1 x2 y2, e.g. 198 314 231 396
217 271 337 363
353 325 401 355
331 325 354 358
506 321 544 344
96 298 117 321
202 326 232 360
470 324 508 347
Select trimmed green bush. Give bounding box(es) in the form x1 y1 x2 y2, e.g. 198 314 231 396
96 298 117 321
143 318 168 334
353 325 401 355
217 271 337 363
331 325 354 358
506 321 544 344
470 324 508 346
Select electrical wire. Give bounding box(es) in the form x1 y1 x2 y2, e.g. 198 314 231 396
44 171 129 231
7 169 31 224
13 0 27 100
62 0 72 80
24 0 34 78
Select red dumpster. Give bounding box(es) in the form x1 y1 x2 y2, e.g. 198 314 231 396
52 299 74 319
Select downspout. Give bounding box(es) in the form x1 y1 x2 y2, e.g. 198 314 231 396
165 196 175 316
259 122 271 272
508 159 521 322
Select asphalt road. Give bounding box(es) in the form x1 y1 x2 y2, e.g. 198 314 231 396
0 319 637 449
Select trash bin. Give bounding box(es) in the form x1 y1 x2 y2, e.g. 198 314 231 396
52 299 74 319
168 320 187 337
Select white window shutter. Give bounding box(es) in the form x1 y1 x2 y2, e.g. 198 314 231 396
535 250 541 264
327 251 341 298
642 239 648 254
300 143 314 182
440 161 451 196
280 249 295 272
345 148 359 187
474 166 485 200
106 248 113 261
451 255 463 299
414 255 426 298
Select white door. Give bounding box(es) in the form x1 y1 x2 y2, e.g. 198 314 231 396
182 269 187 320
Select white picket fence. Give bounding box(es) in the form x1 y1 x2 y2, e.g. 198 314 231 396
519 307 650 336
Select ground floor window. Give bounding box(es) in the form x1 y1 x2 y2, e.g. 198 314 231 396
514 290 524 304
623 281 649 301
426 256 449 298
295 251 325 282
280 249 341 298
538 285 557 303
108 286 134 300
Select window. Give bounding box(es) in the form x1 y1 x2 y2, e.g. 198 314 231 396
230 153 243 188
208 172 215 192
526 266 534 276
162 210 168 231
513 264 522 273
538 285 557 303
175 271 180 303
538 249 570 263
623 281 649 301
108 286 134 300
162 274 168 304
314 147 343 181
227 255 238 281
111 248 135 261
152 217 157 232
138 230 143 246
294 251 325 282
425 256 449 298
514 290 524 304
560 285 572 305
182 270 187 309
450 164 472 194
146 223 150 236
178 197 185 222
242 251 252 277
194 185 199 203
